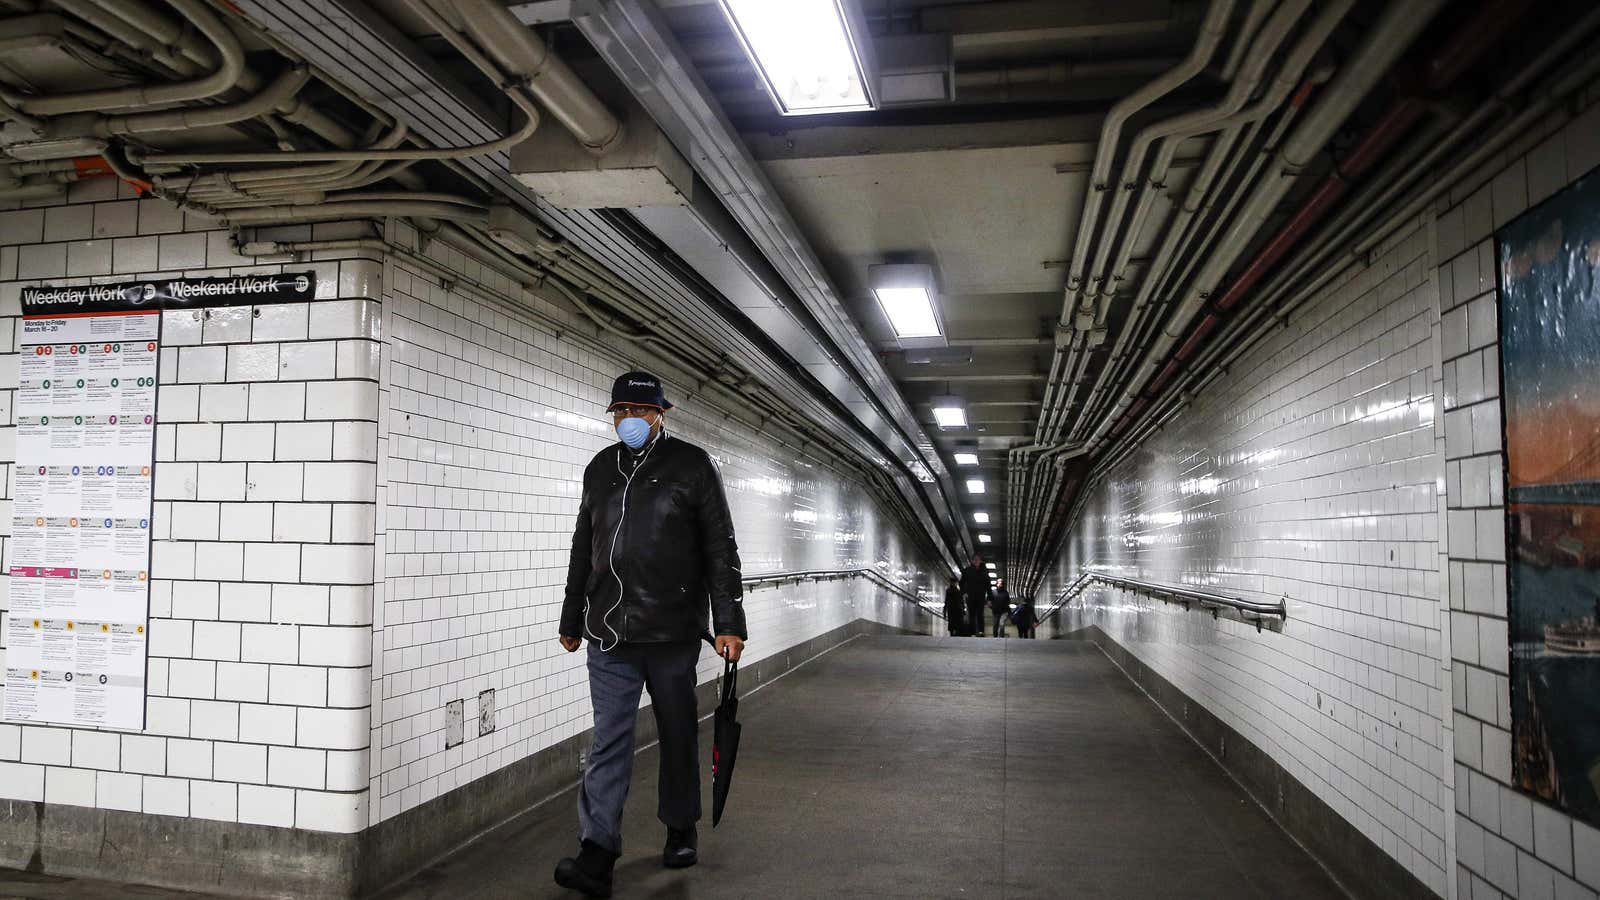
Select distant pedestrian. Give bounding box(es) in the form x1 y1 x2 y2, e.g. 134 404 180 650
943 577 966 635
985 576 1011 634
959 556 991 637
1012 597 1037 639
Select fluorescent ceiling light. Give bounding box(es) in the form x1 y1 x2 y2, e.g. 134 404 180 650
930 394 965 429
717 0 876 116
973 512 990 524
868 263 942 342
875 288 939 338
966 479 985 494
978 533 993 543
954 452 979 466
985 563 996 570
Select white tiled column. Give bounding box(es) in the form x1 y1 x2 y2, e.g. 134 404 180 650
0 182 382 838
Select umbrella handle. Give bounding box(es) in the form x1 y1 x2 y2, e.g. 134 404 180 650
720 656 738 704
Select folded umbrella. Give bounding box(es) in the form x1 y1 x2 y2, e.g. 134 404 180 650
711 655 742 827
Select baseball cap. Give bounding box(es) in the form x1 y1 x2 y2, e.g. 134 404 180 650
608 371 674 411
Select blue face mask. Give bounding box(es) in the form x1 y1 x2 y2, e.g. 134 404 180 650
616 415 652 449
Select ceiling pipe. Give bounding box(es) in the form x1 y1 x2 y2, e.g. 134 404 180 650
132 0 546 166
1039 0 1316 449
46 0 201 77
1086 0 1454 450
1016 0 1234 518
218 200 489 226
96 64 311 135
2 0 244 116
445 0 623 155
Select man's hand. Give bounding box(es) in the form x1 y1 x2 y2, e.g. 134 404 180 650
559 634 581 652
714 635 744 662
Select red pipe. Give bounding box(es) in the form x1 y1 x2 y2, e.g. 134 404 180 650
1175 314 1219 362
1215 98 1424 313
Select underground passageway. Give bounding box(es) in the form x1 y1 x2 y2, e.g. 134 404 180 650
374 634 1344 900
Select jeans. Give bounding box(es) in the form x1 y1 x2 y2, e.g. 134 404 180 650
966 601 986 636
991 608 1008 637
579 640 702 853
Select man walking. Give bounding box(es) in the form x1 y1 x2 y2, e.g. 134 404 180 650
943 576 966 635
555 371 748 898
991 579 1012 638
959 556 991 637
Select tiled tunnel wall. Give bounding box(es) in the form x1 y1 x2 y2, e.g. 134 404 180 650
1047 78 1600 900
0 182 941 859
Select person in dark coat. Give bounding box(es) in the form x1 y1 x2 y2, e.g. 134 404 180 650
990 580 1012 637
959 556 991 637
943 577 966 635
1012 597 1038 639
555 371 748 898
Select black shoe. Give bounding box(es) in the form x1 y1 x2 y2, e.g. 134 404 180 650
663 826 698 869
555 840 617 897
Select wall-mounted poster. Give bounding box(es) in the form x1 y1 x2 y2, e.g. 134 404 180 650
1500 167 1600 827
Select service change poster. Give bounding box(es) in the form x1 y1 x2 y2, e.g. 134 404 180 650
3 310 157 730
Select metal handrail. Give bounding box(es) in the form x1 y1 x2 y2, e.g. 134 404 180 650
741 567 944 618
1041 571 1287 631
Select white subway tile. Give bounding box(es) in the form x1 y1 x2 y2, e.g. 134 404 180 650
269 665 328 707
142 776 189 817
273 502 331 543
121 735 166 776
306 381 378 421
245 462 304 502
248 382 306 422
241 623 299 664
190 780 237 822
221 423 277 462
44 767 95 807
166 739 212 779
268 746 326 789
237 704 298 746
244 542 301 583
227 344 280 383
280 342 337 382
189 700 240 741
213 742 267 784
71 730 120 770
96 771 142 812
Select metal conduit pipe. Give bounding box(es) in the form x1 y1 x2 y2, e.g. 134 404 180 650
162 121 403 193
97 64 311 135
1086 0 1451 450
5 0 244 115
1031 0 1233 445
45 0 200 77
1058 0 1234 325
1037 0 1312 448
1064 50 1332 443
445 0 623 154
219 201 489 226
90 0 220 71
1081 88 1310 429
1091 0 1346 326
1083 0 1307 307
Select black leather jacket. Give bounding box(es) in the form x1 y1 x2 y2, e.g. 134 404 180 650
959 565 991 603
561 433 747 645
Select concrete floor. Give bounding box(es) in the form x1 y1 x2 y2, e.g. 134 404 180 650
1 635 1348 899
